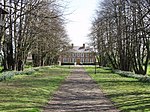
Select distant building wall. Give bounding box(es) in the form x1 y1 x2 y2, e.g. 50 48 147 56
59 44 95 65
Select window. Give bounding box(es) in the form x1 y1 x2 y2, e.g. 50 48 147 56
72 58 74 62
90 59 93 63
82 53 84 57
84 58 89 63
63 58 65 62
89 53 91 57
80 58 83 62
87 53 89 57
68 58 70 63
89 59 91 63
72 53 75 57
74 58 76 62
69 53 71 57
63 58 68 63
81 58 84 62
71 58 72 62
90 58 94 63
86 53 88 57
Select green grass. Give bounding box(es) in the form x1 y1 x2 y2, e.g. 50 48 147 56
147 65 150 75
0 66 71 112
85 67 150 112
0 66 3 72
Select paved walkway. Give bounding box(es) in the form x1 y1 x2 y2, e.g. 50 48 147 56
43 67 119 112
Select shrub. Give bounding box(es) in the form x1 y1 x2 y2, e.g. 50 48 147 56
112 69 150 82
0 69 36 82
0 71 15 81
0 66 52 82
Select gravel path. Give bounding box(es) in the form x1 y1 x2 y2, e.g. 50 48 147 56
43 67 119 112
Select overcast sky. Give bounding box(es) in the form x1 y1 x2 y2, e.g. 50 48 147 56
64 0 100 46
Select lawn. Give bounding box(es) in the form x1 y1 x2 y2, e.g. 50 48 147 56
147 65 150 75
85 67 150 112
0 66 71 112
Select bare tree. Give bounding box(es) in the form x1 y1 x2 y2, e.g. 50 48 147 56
89 0 150 75
1 0 69 71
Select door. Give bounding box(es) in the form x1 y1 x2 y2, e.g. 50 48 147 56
76 59 80 65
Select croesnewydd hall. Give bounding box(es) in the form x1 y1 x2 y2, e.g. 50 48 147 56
59 44 95 65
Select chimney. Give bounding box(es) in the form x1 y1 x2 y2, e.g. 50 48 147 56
83 44 85 48
71 43 74 48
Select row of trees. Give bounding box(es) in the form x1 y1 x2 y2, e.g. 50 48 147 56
89 0 150 75
1 0 69 71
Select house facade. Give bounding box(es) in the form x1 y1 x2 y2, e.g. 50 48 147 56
59 44 95 65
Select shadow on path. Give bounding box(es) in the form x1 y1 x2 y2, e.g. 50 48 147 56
43 67 119 112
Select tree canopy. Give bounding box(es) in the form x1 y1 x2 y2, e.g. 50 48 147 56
1 0 70 71
89 0 150 75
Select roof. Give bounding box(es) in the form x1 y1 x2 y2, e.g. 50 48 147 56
67 45 94 53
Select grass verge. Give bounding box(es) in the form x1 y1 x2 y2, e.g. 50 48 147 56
85 66 150 112
0 66 71 112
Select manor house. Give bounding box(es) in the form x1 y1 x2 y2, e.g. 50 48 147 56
59 44 95 65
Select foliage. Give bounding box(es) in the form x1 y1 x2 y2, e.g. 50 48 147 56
102 66 150 83
0 69 36 81
0 66 71 112
147 65 150 75
0 66 49 81
113 69 150 83
0 66 3 72
86 67 150 112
